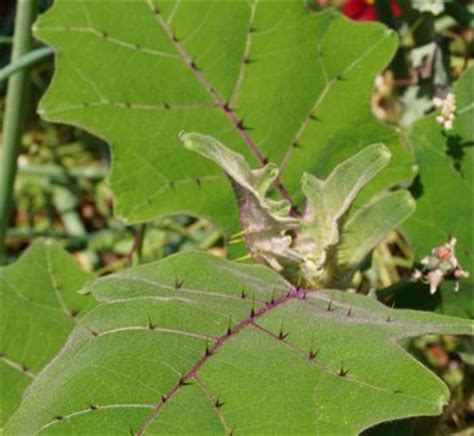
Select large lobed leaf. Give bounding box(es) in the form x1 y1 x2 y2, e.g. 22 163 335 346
402 67 473 317
34 0 414 233
0 241 96 428
4 252 472 434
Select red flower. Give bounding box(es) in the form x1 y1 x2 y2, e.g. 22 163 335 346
343 0 401 22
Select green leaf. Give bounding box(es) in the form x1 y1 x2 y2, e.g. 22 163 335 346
34 1 414 233
402 67 473 316
180 131 296 225
5 252 472 435
300 144 391 269
181 131 300 273
0 240 96 428
338 190 416 271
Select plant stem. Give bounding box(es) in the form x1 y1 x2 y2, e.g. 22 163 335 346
0 0 39 264
0 46 54 82
7 227 86 241
18 163 107 182
128 224 146 266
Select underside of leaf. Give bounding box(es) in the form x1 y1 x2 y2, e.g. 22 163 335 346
298 144 391 273
180 131 300 272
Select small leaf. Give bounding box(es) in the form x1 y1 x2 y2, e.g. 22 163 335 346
299 143 391 269
0 241 95 428
338 190 416 271
183 134 413 287
4 253 472 435
181 131 300 272
180 131 295 226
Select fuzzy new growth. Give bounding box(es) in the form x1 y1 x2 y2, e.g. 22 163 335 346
180 132 416 289
433 92 456 130
412 237 469 294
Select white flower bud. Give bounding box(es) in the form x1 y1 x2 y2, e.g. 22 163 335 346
428 269 444 294
446 92 455 104
441 109 450 118
433 92 456 130
443 120 453 130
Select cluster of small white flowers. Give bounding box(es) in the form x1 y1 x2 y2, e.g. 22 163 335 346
433 92 456 130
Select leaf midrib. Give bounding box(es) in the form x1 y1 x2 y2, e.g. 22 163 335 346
135 289 301 434
144 0 297 210
12 282 458 434
131 287 440 434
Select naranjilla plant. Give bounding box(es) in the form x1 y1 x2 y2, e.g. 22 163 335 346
179 132 416 289
1 1 473 435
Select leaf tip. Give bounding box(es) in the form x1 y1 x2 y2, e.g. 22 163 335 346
300 172 321 193
370 143 392 163
178 130 187 142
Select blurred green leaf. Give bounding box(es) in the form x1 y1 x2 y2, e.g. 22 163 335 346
338 190 416 270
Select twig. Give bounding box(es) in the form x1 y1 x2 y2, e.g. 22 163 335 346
127 224 146 266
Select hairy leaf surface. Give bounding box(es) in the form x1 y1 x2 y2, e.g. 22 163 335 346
34 1 414 232
300 144 392 274
0 241 95 428
180 133 415 287
5 252 472 434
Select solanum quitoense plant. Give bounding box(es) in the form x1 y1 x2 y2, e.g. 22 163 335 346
180 132 416 289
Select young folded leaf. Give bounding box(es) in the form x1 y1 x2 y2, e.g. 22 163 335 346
297 144 392 282
180 132 301 272
181 132 415 289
